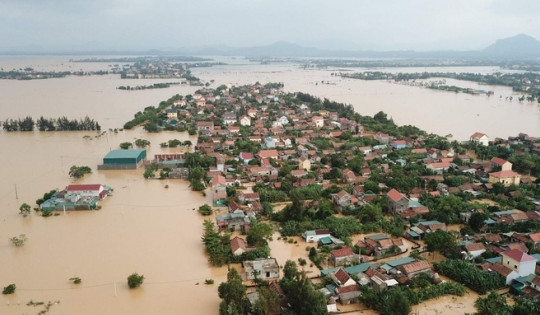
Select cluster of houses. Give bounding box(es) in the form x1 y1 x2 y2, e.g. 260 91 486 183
155 82 540 309
40 184 112 211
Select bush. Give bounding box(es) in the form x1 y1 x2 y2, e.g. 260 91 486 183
204 279 214 285
2 284 16 294
10 234 27 247
127 273 144 289
198 204 213 216
69 277 82 284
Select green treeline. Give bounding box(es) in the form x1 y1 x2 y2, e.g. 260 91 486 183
342 71 540 101
434 259 505 294
117 82 180 90
2 116 100 131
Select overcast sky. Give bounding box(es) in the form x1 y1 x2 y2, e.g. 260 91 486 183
1 0 540 52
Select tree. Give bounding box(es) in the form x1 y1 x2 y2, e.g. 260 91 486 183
377 287 411 315
279 260 326 315
2 284 16 295
119 142 133 150
143 168 155 179
424 229 457 257
251 286 280 315
19 203 31 217
469 212 488 232
474 291 511 315
218 268 249 315
134 139 151 148
127 273 144 288
247 221 273 247
198 204 213 216
69 165 92 179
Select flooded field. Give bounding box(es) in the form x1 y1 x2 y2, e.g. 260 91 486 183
0 56 527 314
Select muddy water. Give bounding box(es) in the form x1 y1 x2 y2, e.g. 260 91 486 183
0 56 528 314
0 128 231 315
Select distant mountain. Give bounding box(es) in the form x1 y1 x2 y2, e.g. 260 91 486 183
483 34 540 58
2 34 539 61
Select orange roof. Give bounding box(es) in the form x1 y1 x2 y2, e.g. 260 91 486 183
387 189 404 202
490 157 509 166
332 246 354 257
401 260 431 274
490 262 513 276
529 232 540 242
490 170 519 178
465 243 486 252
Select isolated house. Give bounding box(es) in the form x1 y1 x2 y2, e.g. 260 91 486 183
243 258 280 280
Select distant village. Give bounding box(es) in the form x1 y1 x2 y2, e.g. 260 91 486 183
46 81 540 314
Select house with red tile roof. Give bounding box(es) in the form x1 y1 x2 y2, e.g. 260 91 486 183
330 246 359 267
230 236 255 256
332 190 352 208
398 260 432 278
463 243 486 259
501 249 536 277
489 170 521 187
470 132 489 146
387 189 408 214
490 157 512 171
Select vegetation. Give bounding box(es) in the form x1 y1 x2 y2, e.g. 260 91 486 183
68 165 92 179
218 268 250 315
36 189 57 206
360 281 466 315
198 204 213 216
69 277 82 284
127 273 144 289
119 142 133 150
434 259 505 294
117 82 180 90
19 203 31 217
10 234 27 247
2 284 16 294
279 260 327 315
3 115 103 131
134 138 151 148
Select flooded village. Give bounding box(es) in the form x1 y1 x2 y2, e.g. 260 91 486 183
1 58 540 315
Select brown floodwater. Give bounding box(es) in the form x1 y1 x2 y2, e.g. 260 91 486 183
0 56 527 314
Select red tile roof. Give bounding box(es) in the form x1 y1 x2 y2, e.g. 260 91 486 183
465 243 486 252
401 261 431 275
502 249 536 262
490 170 520 178
336 284 359 294
490 157 509 166
66 184 102 191
530 232 540 242
387 189 404 202
335 268 350 284
489 262 513 276
332 246 354 258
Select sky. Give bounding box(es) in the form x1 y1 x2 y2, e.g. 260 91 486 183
1 0 540 52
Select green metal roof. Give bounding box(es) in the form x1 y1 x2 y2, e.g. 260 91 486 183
104 149 145 159
345 263 374 274
385 257 415 267
319 237 332 245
